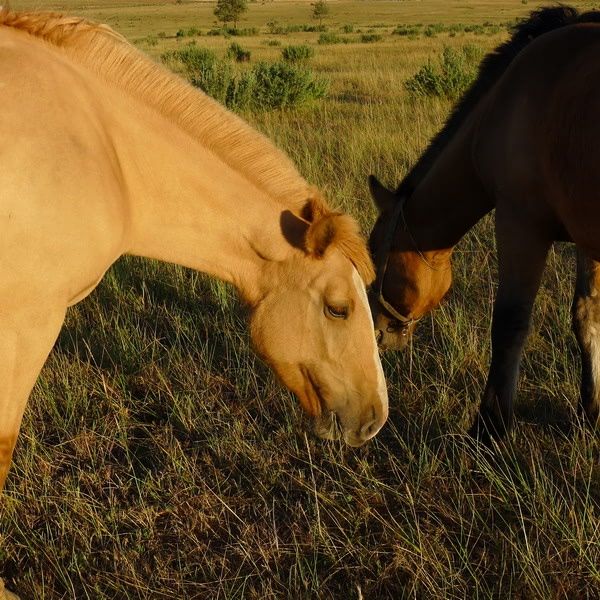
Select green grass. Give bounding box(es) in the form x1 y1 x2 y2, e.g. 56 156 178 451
1 1 599 598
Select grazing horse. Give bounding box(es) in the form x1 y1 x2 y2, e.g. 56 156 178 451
0 9 389 500
368 6 600 442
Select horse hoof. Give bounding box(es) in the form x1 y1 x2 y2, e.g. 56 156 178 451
467 412 506 447
0 579 20 600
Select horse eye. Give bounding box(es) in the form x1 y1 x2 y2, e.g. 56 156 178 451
326 304 349 320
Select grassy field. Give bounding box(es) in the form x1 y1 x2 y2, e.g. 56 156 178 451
1 1 599 598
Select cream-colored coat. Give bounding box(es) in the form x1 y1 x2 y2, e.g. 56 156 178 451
0 9 388 523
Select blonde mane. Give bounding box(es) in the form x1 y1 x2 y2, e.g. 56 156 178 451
0 9 374 283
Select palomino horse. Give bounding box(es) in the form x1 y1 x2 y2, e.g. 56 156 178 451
0 10 389 496
369 6 600 442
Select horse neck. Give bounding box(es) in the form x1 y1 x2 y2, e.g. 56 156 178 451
404 112 494 255
115 101 306 304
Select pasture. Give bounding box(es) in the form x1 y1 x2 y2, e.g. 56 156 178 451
1 0 599 598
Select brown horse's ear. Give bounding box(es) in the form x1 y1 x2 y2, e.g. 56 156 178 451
368 175 397 214
305 214 337 258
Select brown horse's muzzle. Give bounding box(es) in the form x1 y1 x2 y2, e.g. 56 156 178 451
373 310 415 352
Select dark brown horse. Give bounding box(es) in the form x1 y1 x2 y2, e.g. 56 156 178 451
368 6 600 442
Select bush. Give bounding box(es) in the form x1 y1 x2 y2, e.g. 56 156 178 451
404 45 483 99
251 61 328 109
225 26 259 36
266 20 286 35
266 21 324 35
162 46 217 74
227 42 251 62
340 24 354 33
281 44 314 63
392 25 421 37
162 48 328 111
318 32 343 44
265 39 281 47
360 33 381 43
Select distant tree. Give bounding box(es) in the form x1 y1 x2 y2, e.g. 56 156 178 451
312 0 329 27
214 0 248 30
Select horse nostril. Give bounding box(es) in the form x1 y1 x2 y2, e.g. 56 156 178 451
360 418 378 441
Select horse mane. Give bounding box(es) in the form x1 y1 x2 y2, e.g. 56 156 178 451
397 5 600 196
0 8 375 283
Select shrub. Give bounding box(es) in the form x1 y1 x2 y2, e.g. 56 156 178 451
225 26 259 36
392 25 421 37
340 24 354 33
251 61 328 109
227 42 251 62
162 48 328 111
360 33 381 43
265 39 281 47
266 21 323 35
318 32 342 44
162 46 217 74
404 45 483 100
266 20 286 35
281 44 314 63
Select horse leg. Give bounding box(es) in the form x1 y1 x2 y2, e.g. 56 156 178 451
0 310 65 600
0 309 66 491
469 212 551 443
572 249 600 427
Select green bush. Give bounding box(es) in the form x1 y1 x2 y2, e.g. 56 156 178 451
404 45 483 100
162 48 328 111
162 46 217 74
360 33 382 43
225 26 259 36
267 21 324 35
227 42 251 62
392 24 421 37
281 44 314 63
251 61 328 109
340 24 354 33
318 32 345 45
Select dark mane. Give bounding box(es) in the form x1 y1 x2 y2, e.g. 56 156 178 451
397 5 600 196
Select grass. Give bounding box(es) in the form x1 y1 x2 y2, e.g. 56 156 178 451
1 1 599 598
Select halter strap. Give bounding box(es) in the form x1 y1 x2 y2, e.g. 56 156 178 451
374 197 422 330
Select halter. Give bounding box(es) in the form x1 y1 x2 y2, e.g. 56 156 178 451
374 196 422 336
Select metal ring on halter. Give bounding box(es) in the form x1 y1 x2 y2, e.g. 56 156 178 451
374 196 422 335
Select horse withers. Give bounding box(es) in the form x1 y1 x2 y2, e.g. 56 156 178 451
369 6 600 442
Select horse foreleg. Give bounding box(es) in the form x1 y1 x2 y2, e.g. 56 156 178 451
0 309 65 492
0 309 65 600
572 249 600 427
469 212 551 443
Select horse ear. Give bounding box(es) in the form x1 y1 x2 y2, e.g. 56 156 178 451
304 214 336 258
368 175 396 214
